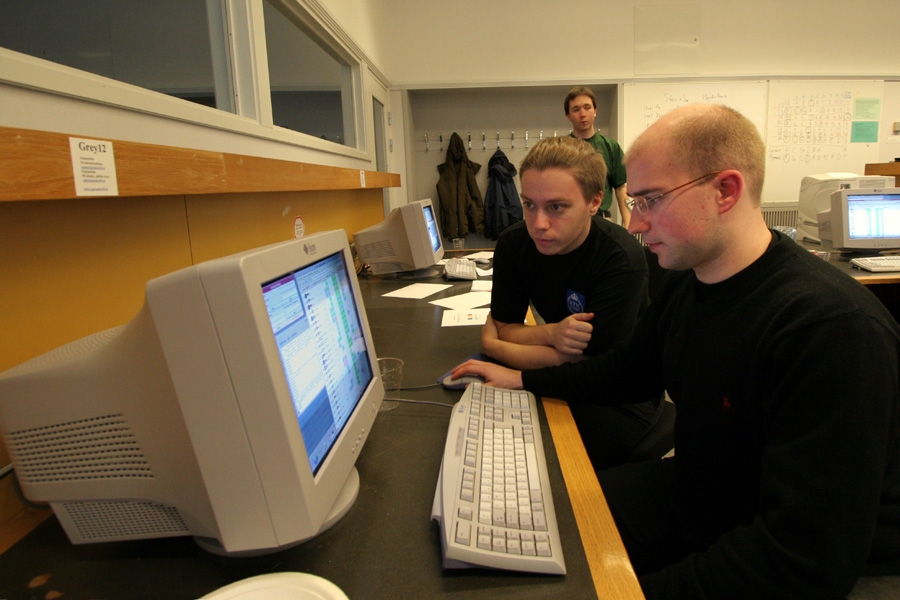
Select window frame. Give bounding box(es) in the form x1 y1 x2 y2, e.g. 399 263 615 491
0 0 370 160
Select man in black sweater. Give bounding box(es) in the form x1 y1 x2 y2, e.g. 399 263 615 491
452 103 900 598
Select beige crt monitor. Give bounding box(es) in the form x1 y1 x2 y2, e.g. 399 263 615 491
353 199 444 277
0 230 384 556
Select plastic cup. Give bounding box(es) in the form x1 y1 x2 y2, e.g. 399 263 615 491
377 357 403 412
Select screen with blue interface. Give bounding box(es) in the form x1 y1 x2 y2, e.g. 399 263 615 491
848 193 900 240
424 204 441 253
261 251 373 475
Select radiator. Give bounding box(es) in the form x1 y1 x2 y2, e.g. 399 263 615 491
761 203 799 229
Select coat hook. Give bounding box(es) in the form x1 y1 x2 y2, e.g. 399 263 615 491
511 130 515 149
425 132 429 152
540 130 544 140
467 131 472 150
497 131 500 148
439 132 443 152
525 130 529 149
554 130 558 137
482 131 486 151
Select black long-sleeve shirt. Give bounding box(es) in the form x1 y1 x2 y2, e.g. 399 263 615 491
523 231 900 598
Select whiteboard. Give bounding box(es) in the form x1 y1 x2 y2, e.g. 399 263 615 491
622 81 769 150
764 80 884 203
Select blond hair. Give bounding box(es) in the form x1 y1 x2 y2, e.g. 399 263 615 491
520 136 607 202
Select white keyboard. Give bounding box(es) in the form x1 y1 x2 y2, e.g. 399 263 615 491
850 256 900 272
443 258 477 280
431 382 566 575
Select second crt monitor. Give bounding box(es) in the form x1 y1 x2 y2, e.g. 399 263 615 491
353 199 444 277
819 187 900 251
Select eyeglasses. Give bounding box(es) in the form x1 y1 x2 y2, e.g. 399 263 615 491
627 171 723 215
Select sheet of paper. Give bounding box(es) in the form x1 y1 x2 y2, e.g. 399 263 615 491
466 251 494 261
441 308 490 327
476 267 493 277
470 280 492 292
430 291 491 310
382 283 451 299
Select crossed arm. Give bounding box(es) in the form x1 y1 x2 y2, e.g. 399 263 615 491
481 311 594 370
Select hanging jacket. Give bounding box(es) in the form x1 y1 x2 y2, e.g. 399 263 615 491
436 132 485 239
484 148 523 239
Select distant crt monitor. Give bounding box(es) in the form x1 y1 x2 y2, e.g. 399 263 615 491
819 187 900 252
0 230 384 556
796 173 894 243
353 199 444 276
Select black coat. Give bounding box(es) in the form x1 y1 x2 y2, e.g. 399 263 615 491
436 132 484 239
484 148 523 239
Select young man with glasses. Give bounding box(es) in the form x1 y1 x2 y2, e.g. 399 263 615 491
482 135 661 469
454 103 900 598
565 86 632 228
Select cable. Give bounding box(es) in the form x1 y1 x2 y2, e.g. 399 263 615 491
388 397 454 408
399 383 442 391
0 463 13 480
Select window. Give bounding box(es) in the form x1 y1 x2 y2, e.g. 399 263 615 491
0 0 361 151
0 0 228 110
264 0 357 147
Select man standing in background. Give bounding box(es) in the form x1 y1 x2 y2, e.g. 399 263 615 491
565 86 631 228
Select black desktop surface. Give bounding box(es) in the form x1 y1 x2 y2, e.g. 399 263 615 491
0 269 598 600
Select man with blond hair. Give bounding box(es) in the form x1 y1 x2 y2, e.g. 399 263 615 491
483 135 659 469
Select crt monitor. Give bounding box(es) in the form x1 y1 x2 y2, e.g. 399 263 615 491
0 230 384 556
353 199 444 276
796 173 894 243
818 187 900 252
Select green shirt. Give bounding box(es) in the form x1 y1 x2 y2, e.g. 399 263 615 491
571 132 628 213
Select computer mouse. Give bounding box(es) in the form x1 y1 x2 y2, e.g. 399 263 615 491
441 373 484 390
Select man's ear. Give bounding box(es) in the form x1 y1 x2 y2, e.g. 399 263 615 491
589 192 603 215
716 171 744 213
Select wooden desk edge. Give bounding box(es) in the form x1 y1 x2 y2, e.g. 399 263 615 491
543 397 645 600
0 507 50 556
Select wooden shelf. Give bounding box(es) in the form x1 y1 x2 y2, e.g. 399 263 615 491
0 126 400 202
865 162 900 186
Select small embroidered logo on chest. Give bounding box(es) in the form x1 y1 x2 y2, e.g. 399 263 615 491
566 289 586 314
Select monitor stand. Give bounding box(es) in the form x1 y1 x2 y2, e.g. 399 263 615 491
194 467 360 557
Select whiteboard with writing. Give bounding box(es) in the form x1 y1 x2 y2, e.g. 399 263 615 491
622 81 769 151
765 80 884 203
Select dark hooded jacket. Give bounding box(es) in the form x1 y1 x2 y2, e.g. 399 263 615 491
484 148 523 240
436 132 485 239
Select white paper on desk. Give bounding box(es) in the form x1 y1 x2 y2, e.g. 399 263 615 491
470 280 492 292
441 308 490 327
430 291 491 310
476 267 493 277
382 283 451 299
467 251 494 261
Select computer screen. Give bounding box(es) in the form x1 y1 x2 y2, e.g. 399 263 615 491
821 187 900 251
353 199 444 277
0 230 383 556
796 173 894 243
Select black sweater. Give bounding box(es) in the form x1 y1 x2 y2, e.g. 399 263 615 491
523 231 900 598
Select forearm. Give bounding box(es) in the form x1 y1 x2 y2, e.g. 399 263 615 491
482 331 577 370
615 184 631 228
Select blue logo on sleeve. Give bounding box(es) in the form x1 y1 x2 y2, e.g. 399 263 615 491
566 289 586 314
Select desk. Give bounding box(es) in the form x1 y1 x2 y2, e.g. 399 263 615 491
799 241 900 319
0 269 642 599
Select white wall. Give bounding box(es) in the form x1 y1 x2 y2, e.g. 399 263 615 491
375 0 900 87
